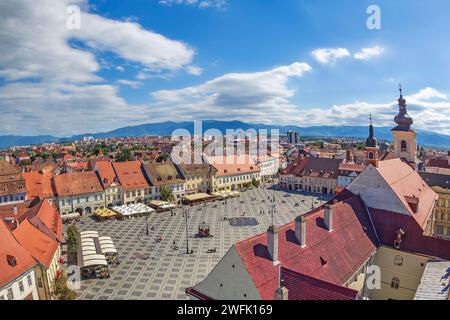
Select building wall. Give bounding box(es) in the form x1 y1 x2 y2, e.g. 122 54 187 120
57 192 105 215
123 187 153 205
432 186 450 239
34 246 61 300
369 246 428 300
0 269 38 300
347 165 410 216
215 172 260 191
191 246 262 300
392 130 417 163
104 184 123 207
0 192 27 206
184 173 210 194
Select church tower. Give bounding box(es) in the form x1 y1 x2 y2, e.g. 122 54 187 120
392 85 417 163
366 114 379 167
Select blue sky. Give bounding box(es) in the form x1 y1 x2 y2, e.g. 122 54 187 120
0 0 449 136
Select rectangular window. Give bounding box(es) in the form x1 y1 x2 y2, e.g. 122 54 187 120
27 274 32 286
436 225 444 235
7 288 13 300
19 280 24 293
37 277 43 288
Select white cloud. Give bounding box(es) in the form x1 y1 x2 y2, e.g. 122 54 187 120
117 79 143 89
0 0 197 135
311 48 350 65
411 87 448 101
186 65 204 75
159 0 226 9
150 62 312 122
354 46 385 60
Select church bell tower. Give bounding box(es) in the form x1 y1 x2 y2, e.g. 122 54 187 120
366 114 379 167
392 85 417 163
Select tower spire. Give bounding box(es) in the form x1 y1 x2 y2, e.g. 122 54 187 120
394 84 413 131
366 114 377 148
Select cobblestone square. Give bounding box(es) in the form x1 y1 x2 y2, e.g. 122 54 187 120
68 188 328 300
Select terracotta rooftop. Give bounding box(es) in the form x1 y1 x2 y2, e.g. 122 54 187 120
53 171 103 197
281 157 342 179
13 219 59 268
0 219 36 288
376 159 437 229
281 267 358 300
94 161 120 188
206 155 260 177
0 160 25 197
112 161 149 191
22 171 54 199
144 162 185 186
234 191 378 300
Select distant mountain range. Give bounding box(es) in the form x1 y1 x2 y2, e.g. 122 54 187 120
1 120 450 149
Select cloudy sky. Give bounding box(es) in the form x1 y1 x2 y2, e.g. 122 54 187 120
1 0 450 136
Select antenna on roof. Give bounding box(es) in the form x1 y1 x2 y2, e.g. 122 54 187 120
271 187 275 226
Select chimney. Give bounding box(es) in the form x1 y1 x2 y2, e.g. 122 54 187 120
295 215 306 247
275 286 289 300
275 265 289 300
324 204 333 232
267 225 280 265
346 150 352 163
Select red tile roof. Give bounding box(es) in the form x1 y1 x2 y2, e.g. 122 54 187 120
281 267 358 300
13 219 59 268
376 159 437 229
53 172 103 197
112 161 149 191
94 161 120 188
22 171 54 199
281 157 342 179
369 208 450 261
206 155 260 177
27 199 62 242
234 191 378 300
0 220 36 288
426 159 449 169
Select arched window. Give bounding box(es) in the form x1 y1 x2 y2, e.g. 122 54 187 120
368 152 374 160
391 277 400 289
401 140 407 152
394 255 403 266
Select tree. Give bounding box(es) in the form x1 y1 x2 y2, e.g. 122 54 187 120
252 177 260 188
53 272 76 300
156 153 169 163
116 148 133 162
66 224 78 255
160 185 174 202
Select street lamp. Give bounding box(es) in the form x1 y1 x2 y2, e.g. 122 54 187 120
184 209 190 254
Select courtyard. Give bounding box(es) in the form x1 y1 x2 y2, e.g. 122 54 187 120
67 188 328 300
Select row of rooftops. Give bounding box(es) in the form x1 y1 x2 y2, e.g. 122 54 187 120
0 198 62 289
16 156 263 198
188 159 450 300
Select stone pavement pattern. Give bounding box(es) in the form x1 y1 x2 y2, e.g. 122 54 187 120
68 188 327 300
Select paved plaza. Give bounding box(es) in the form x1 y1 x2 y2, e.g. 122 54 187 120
68 188 328 300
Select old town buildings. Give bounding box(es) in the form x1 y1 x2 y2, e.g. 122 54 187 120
53 172 104 216
0 160 26 206
144 162 186 202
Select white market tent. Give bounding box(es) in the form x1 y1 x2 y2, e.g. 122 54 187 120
111 204 154 217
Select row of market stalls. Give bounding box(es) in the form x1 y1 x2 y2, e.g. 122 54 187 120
148 200 177 212
110 203 155 219
211 190 240 200
77 230 119 279
93 203 155 221
182 193 215 205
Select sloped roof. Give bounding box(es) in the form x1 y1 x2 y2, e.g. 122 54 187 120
22 171 54 199
234 191 378 300
13 219 59 268
376 159 437 229
53 171 103 196
281 157 342 179
281 267 358 300
369 208 450 261
95 161 120 188
0 220 36 288
206 155 260 177
144 162 185 186
112 161 149 190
